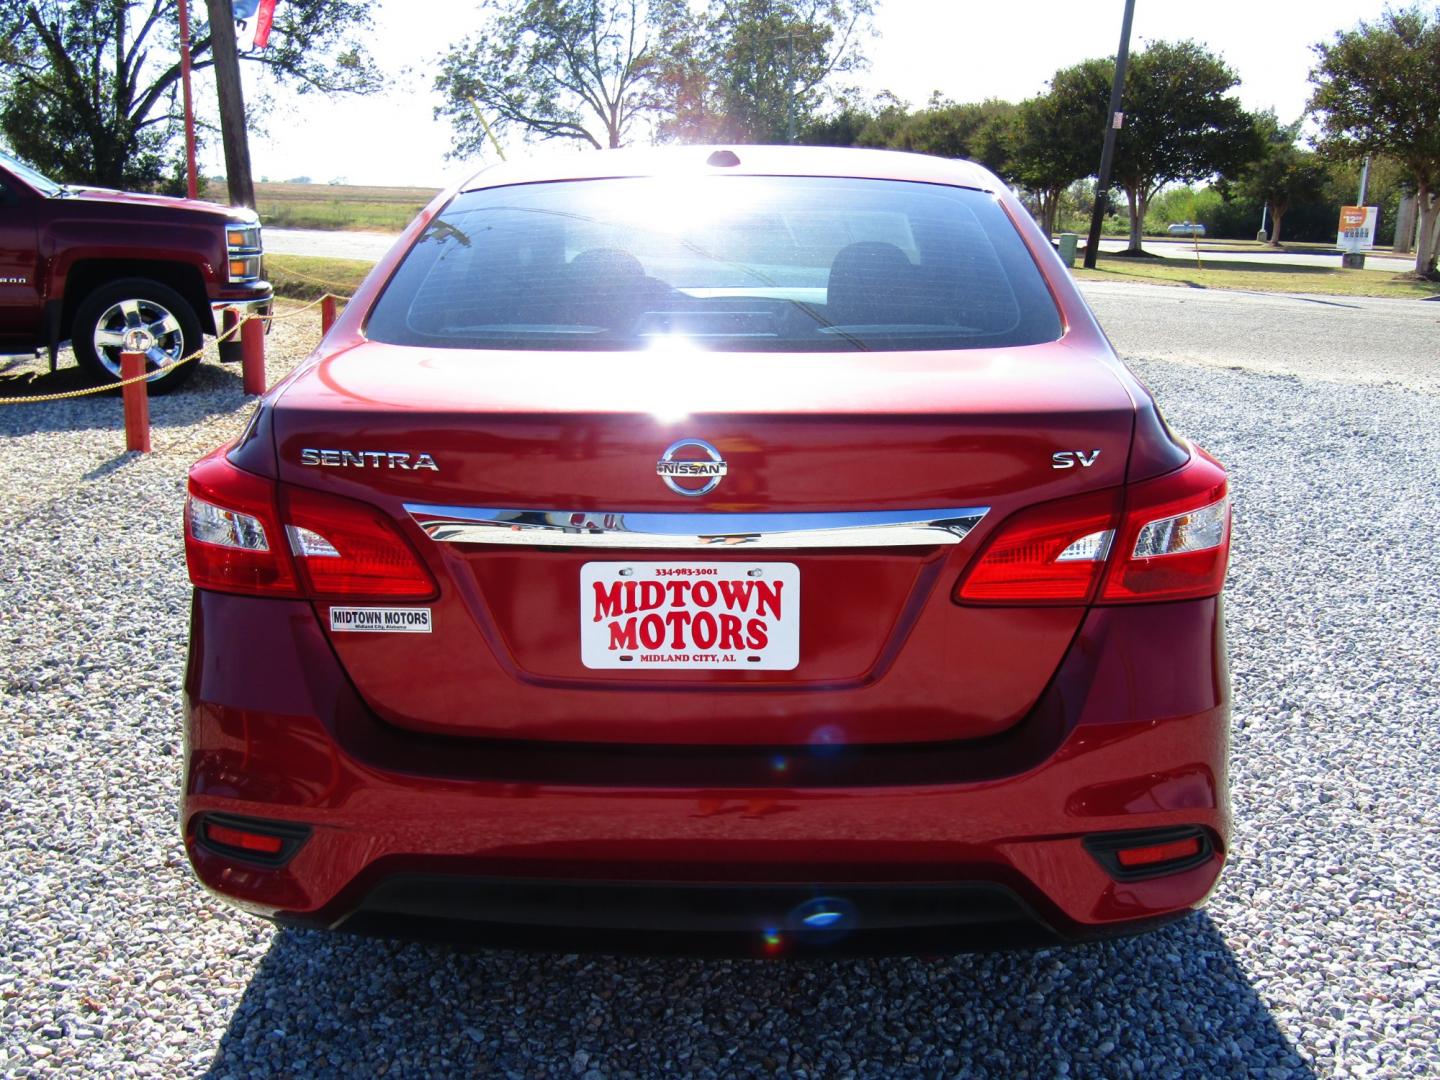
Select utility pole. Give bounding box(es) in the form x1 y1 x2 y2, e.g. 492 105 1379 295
764 28 800 144
177 0 199 199
786 34 797 144
1082 0 1137 270
202 0 256 208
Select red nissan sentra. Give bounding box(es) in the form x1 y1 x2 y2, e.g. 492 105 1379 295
182 146 1232 955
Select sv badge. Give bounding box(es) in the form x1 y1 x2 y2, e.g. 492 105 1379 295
1052 449 1102 469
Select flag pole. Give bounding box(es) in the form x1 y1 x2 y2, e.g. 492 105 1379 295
178 0 199 199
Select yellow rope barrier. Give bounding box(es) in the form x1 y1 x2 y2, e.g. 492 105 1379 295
0 311 259 405
272 258 365 293
265 292 351 320
0 291 353 406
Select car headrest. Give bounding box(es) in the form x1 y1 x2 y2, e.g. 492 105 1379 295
567 247 647 281
825 241 920 326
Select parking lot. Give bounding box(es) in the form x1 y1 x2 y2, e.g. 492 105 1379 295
2 287 1438 1078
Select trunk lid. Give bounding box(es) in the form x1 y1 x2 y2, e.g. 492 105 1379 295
270 340 1135 745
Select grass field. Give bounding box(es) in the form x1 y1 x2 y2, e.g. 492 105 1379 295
1072 253 1440 300
256 182 437 232
266 253 376 300
1140 238 1342 255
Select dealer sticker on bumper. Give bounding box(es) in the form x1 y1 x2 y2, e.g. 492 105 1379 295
329 607 432 633
581 562 799 670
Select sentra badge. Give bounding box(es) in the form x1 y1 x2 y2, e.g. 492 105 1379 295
301 448 439 471
656 438 726 497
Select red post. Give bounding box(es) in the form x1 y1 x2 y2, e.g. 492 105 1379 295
321 294 338 335
177 0 198 200
241 315 266 395
120 351 151 453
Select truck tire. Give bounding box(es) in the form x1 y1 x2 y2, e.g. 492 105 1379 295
72 278 203 394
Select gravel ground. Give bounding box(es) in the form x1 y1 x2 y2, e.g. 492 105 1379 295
2 294 1438 1078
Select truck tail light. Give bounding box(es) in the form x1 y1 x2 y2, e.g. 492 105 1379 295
954 448 1229 606
185 451 435 601
954 489 1121 604
1099 449 1230 604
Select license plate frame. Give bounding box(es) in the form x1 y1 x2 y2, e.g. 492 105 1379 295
580 561 800 670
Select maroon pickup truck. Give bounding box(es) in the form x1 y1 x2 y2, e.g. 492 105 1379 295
0 149 272 392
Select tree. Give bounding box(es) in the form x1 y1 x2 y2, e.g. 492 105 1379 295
847 92 910 149
1107 40 1258 253
890 96 1016 174
1234 112 1329 246
435 0 671 154
657 0 874 144
1309 5 1440 277
795 103 879 147
1008 65 1110 236
799 94 1016 176
0 0 380 190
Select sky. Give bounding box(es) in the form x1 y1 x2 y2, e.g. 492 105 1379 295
207 0 1399 189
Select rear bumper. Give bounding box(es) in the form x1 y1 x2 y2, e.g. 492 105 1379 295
288 877 1190 957
182 592 1231 955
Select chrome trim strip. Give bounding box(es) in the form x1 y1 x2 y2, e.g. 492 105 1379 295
404 505 988 549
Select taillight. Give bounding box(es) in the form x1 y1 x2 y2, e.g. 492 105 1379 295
281 486 435 599
185 450 436 600
1099 449 1230 604
954 448 1230 606
186 449 299 596
954 489 1121 604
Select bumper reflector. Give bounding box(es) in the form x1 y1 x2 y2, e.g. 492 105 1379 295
1083 826 1214 881
1115 835 1202 868
206 823 283 854
196 814 309 865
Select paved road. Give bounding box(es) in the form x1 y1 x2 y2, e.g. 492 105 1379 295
267 227 1419 273
1095 238 1414 273
1079 279 1440 392
266 227 400 261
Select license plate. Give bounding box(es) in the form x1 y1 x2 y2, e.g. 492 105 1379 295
580 562 799 670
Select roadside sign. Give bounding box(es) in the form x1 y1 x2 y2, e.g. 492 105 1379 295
1337 206 1379 252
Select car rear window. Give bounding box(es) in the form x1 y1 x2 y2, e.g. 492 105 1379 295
365 176 1063 352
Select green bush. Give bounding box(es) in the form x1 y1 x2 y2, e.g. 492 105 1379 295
1145 185 1225 234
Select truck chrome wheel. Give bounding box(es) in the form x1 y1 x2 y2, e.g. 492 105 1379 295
92 298 186 379
72 277 203 393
